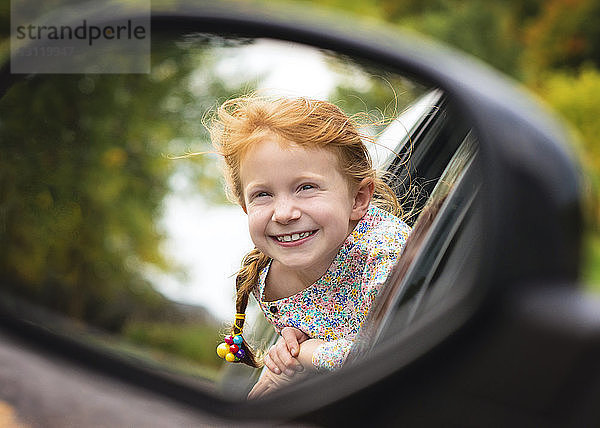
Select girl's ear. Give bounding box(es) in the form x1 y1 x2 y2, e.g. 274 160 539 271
350 178 375 220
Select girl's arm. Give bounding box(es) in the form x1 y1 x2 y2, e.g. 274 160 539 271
264 327 350 374
295 338 326 369
263 327 319 376
249 336 325 400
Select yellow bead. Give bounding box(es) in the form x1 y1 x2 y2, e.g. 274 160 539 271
225 352 236 362
216 343 229 358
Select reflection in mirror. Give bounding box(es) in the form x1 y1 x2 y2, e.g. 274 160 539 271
0 31 475 400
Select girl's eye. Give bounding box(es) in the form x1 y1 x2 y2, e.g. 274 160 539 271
299 184 315 191
255 191 270 199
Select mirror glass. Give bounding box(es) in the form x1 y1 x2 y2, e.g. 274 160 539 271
0 30 478 399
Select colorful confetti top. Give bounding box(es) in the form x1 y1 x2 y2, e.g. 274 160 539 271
252 204 411 370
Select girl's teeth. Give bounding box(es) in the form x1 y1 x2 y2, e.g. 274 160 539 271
277 231 311 242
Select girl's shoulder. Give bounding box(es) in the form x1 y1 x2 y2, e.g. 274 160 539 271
351 205 411 253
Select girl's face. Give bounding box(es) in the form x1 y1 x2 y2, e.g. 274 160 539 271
239 137 368 283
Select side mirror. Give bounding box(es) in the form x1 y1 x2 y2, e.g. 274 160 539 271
1 2 592 426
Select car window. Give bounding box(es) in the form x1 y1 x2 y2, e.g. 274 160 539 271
368 89 444 171
351 130 480 359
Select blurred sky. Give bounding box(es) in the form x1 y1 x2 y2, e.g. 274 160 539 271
156 195 252 320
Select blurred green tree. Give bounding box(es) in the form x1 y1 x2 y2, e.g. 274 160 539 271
533 67 600 219
381 0 523 77
0 38 237 331
523 0 600 78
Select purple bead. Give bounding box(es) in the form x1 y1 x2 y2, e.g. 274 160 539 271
236 349 246 359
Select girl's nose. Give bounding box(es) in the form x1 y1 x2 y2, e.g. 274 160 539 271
272 197 301 224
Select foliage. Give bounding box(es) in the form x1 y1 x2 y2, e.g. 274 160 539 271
532 66 600 226
123 321 224 372
582 232 600 291
0 39 233 331
393 1 523 77
522 0 600 77
531 66 600 289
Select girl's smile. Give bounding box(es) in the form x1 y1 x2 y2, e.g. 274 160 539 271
271 229 317 246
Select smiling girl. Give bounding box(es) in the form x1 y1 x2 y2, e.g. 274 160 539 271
210 95 411 398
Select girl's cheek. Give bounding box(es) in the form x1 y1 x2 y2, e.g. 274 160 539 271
246 216 262 245
247 204 263 217
300 197 326 211
247 208 269 228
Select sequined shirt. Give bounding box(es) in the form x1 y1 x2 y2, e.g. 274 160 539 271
252 204 411 370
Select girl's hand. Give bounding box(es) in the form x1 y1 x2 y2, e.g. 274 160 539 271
247 367 301 399
264 327 308 376
248 336 328 399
